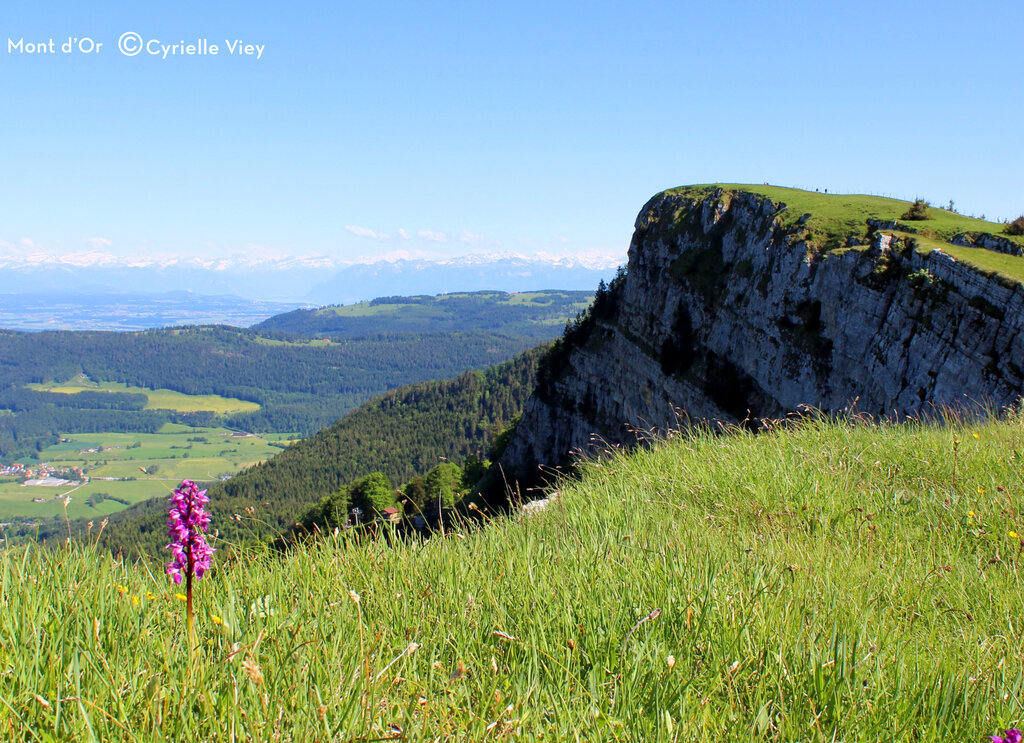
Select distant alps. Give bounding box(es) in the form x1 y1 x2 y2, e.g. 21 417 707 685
0 251 622 304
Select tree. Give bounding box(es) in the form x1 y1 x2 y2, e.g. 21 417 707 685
424 462 463 510
349 471 394 517
900 199 931 221
1006 216 1024 236
320 485 351 528
461 454 489 490
402 475 428 512
295 484 350 533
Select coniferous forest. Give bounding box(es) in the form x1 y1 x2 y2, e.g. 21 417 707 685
78 345 546 555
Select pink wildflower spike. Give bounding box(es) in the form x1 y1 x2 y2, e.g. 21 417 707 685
991 729 1023 743
165 480 214 641
165 479 214 585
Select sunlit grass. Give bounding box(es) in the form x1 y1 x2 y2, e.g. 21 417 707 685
26 379 259 415
2 414 1023 739
668 184 1024 258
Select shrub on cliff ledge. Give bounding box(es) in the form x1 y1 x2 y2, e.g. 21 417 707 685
901 198 931 221
1005 216 1024 236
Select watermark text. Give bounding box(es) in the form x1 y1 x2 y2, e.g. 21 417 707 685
8 34 265 59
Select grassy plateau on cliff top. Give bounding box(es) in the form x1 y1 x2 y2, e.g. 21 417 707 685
3 413 1022 740
666 184 1024 284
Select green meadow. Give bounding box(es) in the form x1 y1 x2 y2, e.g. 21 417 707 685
664 184 1024 287
321 291 591 319
673 184 1024 250
2 414 1022 740
0 424 284 522
27 378 261 415
911 234 1024 284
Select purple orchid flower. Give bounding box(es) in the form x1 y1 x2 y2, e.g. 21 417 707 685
165 479 214 639
991 729 1023 743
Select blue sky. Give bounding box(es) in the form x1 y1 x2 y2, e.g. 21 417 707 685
2 0 1022 268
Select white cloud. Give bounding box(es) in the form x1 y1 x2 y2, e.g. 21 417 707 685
19 237 35 248
417 229 448 243
345 225 390 241
457 230 493 246
397 228 411 240
84 237 113 248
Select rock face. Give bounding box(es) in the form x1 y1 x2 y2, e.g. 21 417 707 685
498 187 1024 488
951 232 1023 256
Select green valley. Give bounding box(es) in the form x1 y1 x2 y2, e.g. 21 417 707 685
90 345 545 555
0 290 594 530
0 423 285 523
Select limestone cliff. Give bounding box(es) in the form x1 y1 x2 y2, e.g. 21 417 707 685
497 185 1024 489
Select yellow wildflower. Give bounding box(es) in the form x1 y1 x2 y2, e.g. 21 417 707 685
973 433 980 439
968 510 976 520
145 591 156 601
211 614 225 626
115 584 128 595
175 593 187 602
977 487 986 495
1010 530 1020 540
131 596 140 606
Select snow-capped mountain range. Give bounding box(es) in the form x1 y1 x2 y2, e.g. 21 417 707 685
0 250 624 304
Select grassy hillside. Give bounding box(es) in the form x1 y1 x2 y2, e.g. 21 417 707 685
4 413 1022 740
664 185 1024 287
254 289 593 339
669 184 1024 251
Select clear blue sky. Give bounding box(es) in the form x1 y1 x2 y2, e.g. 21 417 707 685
2 0 1022 266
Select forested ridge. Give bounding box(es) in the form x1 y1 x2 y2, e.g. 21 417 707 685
0 326 537 457
91 345 547 556
255 290 592 338
0 291 595 459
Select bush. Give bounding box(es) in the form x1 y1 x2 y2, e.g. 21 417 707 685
901 199 931 221
1005 216 1024 236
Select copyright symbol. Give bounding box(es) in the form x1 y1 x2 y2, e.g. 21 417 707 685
118 31 143 56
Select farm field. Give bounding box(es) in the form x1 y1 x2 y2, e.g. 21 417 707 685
0 423 288 522
26 377 261 415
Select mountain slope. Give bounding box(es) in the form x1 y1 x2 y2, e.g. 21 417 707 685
496 185 1024 491
8 414 1023 739
0 326 537 458
96 345 546 555
254 290 592 340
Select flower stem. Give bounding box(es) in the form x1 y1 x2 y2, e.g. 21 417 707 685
186 545 195 646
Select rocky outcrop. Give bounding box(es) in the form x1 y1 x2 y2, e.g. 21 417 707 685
950 232 1023 256
497 187 1024 490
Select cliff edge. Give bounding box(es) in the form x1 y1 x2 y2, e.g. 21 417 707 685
497 185 1024 490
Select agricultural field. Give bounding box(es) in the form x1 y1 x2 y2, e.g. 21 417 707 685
26 377 261 415
0 423 288 523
